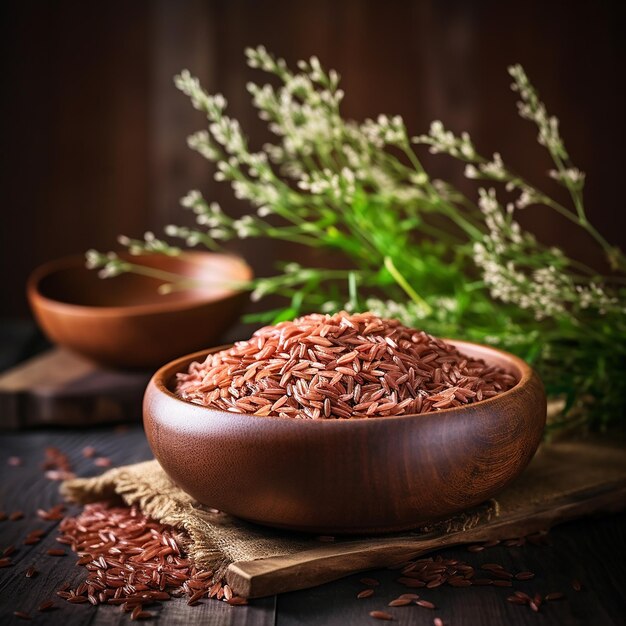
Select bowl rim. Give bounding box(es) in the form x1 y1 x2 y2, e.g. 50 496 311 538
149 338 539 424
27 252 253 317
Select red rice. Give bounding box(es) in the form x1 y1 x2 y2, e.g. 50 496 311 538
56 503 244 608
176 312 516 419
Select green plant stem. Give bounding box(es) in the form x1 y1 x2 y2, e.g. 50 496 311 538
403 142 485 241
402 141 427 176
330 204 384 261
411 219 465 245
348 271 359 310
158 277 252 294
122 263 192 284
458 149 625 273
434 200 485 240
538 195 623 268
260 227 324 247
566 258 600 276
551 152 585 219
384 256 433 315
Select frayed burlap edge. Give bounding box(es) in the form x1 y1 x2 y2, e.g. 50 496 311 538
61 460 498 578
61 460 232 575
60 460 320 577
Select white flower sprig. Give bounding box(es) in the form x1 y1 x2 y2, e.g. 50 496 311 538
86 48 626 431
417 120 476 159
414 65 624 274
472 188 623 320
508 64 566 158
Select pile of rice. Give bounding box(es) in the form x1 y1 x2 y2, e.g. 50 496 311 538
175 312 517 419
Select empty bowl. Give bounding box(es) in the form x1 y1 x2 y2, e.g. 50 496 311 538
28 252 252 369
143 340 546 534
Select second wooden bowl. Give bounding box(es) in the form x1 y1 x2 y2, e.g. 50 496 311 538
28 252 252 369
144 340 546 534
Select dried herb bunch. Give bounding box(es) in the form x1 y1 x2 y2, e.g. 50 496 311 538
87 47 626 432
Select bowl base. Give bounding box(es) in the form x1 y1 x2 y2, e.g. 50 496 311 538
235 502 493 536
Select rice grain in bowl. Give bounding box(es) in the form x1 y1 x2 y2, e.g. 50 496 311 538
144 312 546 533
175 312 518 419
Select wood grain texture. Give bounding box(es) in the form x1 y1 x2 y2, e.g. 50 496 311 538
1 428 625 625
0 428 275 625
1 1 154 317
275 511 626 626
226 441 626 598
0 349 150 429
144 340 545 533
4 1 624 319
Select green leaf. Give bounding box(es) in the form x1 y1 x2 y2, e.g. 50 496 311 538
241 309 287 324
272 307 298 324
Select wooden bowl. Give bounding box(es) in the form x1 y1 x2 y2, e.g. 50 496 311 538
27 253 252 369
144 340 546 534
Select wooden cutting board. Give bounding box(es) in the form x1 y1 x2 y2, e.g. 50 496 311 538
226 439 626 598
0 348 151 429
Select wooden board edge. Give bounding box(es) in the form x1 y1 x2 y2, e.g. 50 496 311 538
226 480 626 598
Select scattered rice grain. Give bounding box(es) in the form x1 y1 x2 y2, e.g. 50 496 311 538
369 610 393 621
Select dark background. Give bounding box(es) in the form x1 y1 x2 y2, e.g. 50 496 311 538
1 0 625 317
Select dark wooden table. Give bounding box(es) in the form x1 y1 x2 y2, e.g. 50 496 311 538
1 427 625 626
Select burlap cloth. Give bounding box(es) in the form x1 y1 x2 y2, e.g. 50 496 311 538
60 460 496 578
